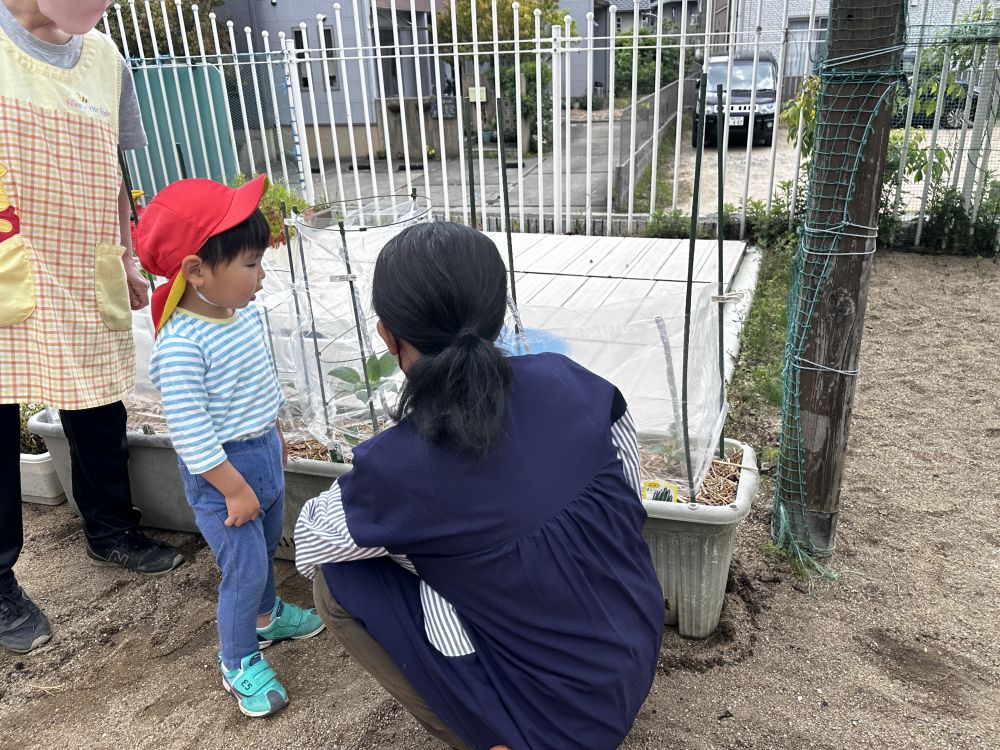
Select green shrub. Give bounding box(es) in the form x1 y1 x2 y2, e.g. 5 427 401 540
645 209 689 239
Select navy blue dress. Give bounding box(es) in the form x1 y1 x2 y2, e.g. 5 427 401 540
322 353 664 749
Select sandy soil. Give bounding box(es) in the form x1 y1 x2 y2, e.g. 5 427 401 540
2 252 999 750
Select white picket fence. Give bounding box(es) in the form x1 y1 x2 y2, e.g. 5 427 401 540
103 1 999 240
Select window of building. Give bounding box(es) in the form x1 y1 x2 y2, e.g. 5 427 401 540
786 17 828 78
293 26 339 91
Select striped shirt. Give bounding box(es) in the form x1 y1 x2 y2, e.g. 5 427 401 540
294 409 640 658
149 305 284 474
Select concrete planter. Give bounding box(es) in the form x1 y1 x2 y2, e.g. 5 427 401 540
27 411 349 561
642 439 758 639
20 451 66 506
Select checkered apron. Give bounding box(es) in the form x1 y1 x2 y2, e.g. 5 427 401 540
0 28 135 410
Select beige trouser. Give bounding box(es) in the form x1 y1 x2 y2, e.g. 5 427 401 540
312 574 473 750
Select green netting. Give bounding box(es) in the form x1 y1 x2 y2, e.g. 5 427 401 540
772 25 905 576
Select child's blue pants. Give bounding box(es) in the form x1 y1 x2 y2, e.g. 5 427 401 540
179 428 284 669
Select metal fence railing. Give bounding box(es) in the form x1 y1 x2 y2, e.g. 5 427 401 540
103 1 999 249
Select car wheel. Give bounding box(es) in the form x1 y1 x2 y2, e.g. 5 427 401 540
944 107 964 129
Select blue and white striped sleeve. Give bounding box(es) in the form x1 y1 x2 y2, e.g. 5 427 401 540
611 408 642 499
150 336 227 474
294 480 389 579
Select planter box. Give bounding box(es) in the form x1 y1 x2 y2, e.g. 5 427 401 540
20 452 66 506
28 411 349 561
642 439 758 639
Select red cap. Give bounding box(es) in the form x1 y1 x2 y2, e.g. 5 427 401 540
136 175 269 334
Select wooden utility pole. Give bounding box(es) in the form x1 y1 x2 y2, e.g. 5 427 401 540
774 0 905 557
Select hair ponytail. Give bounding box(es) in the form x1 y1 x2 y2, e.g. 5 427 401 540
373 223 512 457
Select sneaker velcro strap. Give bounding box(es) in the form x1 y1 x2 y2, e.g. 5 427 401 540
238 658 279 695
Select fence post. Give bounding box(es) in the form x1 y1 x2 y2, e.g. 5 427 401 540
962 41 999 212
789 0 819 230
332 6 364 206
585 10 595 235
625 4 639 234
766 0 792 211
672 3 687 212
552 26 563 234
606 6 616 233
245 26 274 184
739 0 765 239
262 31 291 188
915 1 961 246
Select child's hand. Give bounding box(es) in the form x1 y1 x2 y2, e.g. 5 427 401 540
277 422 289 467
224 485 261 527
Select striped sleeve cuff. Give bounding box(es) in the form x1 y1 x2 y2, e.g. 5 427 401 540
293 480 388 579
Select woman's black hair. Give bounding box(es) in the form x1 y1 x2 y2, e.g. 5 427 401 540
198 207 270 268
373 222 512 457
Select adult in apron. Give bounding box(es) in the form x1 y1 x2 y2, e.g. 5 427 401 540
0 1 183 655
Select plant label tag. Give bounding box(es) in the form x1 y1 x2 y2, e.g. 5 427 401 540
642 480 681 503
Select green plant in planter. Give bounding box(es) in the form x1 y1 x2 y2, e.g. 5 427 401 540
330 352 400 406
230 175 308 248
19 404 45 455
330 353 400 447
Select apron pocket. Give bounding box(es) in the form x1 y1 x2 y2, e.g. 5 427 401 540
95 243 132 331
0 235 36 326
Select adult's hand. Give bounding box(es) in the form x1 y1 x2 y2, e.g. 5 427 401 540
123 254 150 310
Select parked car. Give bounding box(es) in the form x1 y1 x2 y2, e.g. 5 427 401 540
693 52 778 148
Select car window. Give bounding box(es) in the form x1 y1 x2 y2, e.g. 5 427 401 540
707 60 776 91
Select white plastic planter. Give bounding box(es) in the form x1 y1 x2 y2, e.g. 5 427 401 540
28 411 349 560
20 451 66 505
642 439 758 639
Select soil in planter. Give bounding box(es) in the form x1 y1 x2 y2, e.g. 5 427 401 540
123 397 381 464
640 446 744 506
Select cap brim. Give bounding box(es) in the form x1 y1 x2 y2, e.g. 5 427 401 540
151 272 188 336
216 174 269 235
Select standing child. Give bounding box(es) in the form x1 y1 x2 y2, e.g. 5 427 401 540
139 177 324 718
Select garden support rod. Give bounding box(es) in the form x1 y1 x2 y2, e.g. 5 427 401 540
281 202 315 402
682 72 709 501
716 84 726 460
293 208 332 430
495 95 520 318
338 221 379 435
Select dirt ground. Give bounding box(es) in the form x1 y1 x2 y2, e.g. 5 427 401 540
2 251 999 750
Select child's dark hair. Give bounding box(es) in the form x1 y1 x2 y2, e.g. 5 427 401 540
373 222 512 457
198 208 269 268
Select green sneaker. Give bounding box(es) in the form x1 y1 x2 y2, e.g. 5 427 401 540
256 598 325 649
219 651 288 718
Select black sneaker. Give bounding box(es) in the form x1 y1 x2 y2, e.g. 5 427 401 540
86 529 185 575
0 586 52 654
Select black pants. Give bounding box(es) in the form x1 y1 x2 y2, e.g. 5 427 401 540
1 402 140 592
